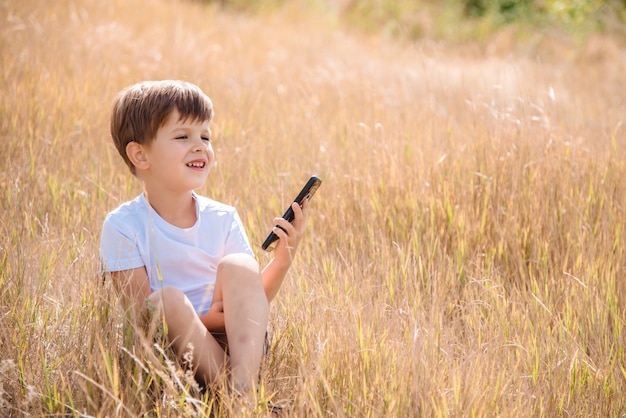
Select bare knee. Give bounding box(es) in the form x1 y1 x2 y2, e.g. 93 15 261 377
146 286 198 329
218 253 259 273
216 254 267 304
146 287 201 343
147 286 187 311
217 253 261 284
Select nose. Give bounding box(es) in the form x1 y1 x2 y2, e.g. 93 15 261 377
192 136 209 151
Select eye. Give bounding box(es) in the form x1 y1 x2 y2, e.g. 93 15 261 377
201 136 210 142
175 135 188 140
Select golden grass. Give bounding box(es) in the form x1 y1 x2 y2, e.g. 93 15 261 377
1 0 625 416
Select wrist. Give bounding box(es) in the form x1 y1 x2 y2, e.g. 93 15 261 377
199 310 224 332
273 252 294 269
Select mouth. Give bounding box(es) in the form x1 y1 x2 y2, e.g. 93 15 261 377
186 161 206 169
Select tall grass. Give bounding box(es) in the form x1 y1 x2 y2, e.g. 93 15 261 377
1 0 625 416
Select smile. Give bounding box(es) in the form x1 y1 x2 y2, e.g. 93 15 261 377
186 161 206 168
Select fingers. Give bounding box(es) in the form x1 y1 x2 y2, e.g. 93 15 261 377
294 200 308 222
210 300 224 313
274 201 302 229
299 197 310 215
271 220 291 241
290 199 309 229
271 199 311 254
273 212 304 237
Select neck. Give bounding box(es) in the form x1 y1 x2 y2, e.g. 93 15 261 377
143 186 197 228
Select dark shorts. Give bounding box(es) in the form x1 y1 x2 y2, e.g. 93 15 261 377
210 331 271 358
145 299 270 358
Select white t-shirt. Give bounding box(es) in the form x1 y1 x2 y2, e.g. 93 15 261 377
100 192 254 314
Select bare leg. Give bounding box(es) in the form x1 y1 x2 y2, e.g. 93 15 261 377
215 253 269 391
146 287 227 386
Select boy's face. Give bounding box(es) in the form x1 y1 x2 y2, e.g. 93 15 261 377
139 108 214 192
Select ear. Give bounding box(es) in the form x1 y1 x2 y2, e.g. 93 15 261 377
126 141 150 171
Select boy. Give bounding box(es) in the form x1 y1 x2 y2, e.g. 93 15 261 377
100 80 309 400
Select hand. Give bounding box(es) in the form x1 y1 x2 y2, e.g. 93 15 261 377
199 300 225 332
272 198 310 264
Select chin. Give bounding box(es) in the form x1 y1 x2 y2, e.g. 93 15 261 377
192 179 208 190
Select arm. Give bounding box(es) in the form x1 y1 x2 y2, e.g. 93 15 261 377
262 199 310 302
108 267 152 313
198 301 226 332
110 265 227 332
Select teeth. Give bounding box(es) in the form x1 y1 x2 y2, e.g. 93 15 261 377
187 162 205 168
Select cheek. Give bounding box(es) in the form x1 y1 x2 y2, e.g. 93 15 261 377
207 148 216 165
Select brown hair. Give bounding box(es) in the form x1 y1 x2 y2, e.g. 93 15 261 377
110 80 214 174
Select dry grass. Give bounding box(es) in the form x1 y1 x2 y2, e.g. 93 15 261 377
1 0 625 416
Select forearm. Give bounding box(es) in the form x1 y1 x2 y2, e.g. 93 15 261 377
261 257 291 302
261 199 309 302
198 309 225 332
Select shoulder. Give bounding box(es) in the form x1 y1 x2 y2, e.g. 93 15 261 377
103 194 147 229
194 194 238 216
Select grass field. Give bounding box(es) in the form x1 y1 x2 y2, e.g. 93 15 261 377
1 0 626 416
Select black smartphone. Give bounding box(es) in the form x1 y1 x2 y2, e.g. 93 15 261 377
261 175 322 251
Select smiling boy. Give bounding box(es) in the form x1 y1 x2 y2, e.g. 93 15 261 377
100 80 309 403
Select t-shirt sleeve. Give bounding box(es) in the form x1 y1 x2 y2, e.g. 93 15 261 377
223 210 255 257
100 213 145 273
